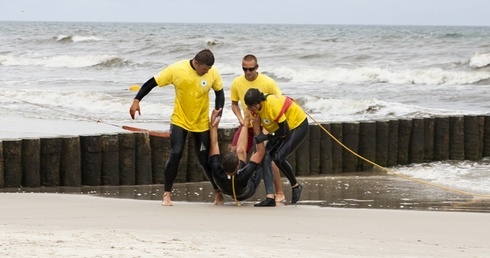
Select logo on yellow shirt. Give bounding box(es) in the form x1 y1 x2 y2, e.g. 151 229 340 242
262 118 271 125
200 80 208 87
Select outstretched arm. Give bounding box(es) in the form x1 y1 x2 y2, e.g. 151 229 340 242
129 77 158 119
214 89 225 116
209 108 222 156
236 110 252 162
249 113 265 164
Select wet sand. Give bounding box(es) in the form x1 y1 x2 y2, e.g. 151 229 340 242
3 172 489 212
1 173 490 257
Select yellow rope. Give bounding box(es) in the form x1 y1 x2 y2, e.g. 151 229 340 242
231 175 241 206
305 112 490 199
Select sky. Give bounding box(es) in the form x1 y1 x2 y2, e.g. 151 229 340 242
0 0 489 26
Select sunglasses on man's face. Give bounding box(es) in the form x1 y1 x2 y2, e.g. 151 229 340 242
242 66 257 72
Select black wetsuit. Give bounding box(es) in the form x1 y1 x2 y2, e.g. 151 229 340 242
266 118 309 187
210 155 263 201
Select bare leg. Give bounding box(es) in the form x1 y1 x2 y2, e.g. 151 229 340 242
272 163 285 203
162 191 173 206
214 189 224 205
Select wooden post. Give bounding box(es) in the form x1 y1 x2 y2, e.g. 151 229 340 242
80 134 102 186
319 123 333 174
101 134 120 186
387 120 399 166
21 138 41 187
60 135 81 187
484 114 490 157
134 132 152 185
218 128 234 155
329 123 343 173
150 135 168 184
409 118 425 164
358 121 376 171
464 115 483 160
309 124 321 175
3 138 22 188
424 117 435 162
375 120 389 167
342 122 359 172
0 141 3 187
118 132 135 185
397 119 412 165
40 137 62 187
433 116 449 161
449 116 465 160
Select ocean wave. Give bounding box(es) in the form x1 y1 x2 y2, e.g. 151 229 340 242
297 96 477 123
0 54 129 68
469 52 490 68
55 35 102 43
266 66 490 85
206 39 221 46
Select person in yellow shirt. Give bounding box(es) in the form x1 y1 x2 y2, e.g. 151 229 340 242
244 88 308 205
129 49 225 206
229 54 285 203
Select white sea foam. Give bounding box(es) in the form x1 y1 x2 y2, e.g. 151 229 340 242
56 35 102 42
267 66 490 85
469 52 490 68
393 159 490 195
0 54 123 68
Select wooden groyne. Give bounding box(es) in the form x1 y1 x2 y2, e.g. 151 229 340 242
1 115 489 188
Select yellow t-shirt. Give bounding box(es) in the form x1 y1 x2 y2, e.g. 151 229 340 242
154 60 223 132
258 94 307 133
230 73 282 114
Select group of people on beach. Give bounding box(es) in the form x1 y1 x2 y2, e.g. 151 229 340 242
129 49 309 207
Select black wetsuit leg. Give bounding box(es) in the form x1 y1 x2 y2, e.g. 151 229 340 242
164 124 188 192
269 118 309 187
259 153 276 195
190 130 219 190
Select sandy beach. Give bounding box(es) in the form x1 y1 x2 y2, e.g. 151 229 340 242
1 115 490 257
1 192 489 257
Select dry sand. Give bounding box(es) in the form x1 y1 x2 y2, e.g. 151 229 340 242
1 117 489 257
1 193 489 257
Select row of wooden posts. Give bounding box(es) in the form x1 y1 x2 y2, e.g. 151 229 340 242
1 114 489 188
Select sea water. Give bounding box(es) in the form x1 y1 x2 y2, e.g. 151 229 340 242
1 21 489 195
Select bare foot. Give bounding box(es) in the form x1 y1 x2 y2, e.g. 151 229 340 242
275 193 286 203
162 192 173 206
214 190 224 205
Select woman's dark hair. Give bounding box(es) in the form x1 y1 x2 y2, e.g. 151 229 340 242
244 88 265 106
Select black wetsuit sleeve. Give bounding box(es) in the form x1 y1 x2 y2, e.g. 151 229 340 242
134 77 158 101
236 161 260 185
214 89 225 115
209 154 222 179
268 120 290 140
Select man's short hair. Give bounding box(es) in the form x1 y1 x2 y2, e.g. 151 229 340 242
243 54 257 63
194 49 215 66
222 152 239 173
